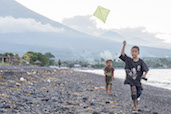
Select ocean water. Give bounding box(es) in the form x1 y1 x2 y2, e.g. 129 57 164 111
79 69 171 90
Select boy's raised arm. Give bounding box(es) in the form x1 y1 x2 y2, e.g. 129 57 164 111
121 41 126 56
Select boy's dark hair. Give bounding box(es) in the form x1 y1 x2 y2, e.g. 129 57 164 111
132 46 140 52
106 59 113 63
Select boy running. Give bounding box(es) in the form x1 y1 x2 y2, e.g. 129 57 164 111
119 41 149 113
104 59 115 95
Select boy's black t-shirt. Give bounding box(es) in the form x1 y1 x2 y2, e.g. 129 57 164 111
119 54 149 87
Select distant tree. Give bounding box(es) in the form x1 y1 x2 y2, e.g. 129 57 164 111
44 52 55 59
94 59 100 64
22 51 49 66
100 58 105 64
49 59 55 66
15 54 20 59
28 52 38 64
4 52 14 57
36 52 49 66
44 52 56 66
22 54 30 62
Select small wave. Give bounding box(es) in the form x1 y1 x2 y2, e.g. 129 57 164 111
148 81 171 85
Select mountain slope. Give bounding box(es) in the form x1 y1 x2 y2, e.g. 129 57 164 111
0 0 69 29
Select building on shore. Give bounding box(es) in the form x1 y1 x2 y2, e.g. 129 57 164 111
73 64 81 68
34 60 41 66
0 53 21 65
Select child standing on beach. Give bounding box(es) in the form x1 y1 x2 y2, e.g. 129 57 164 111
104 60 115 95
119 41 149 113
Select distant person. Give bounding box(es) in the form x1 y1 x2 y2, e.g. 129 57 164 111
104 59 115 95
119 41 149 113
58 59 61 68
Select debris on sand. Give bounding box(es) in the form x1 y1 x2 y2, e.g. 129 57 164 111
94 86 105 90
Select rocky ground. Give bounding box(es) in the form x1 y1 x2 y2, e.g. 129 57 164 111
0 66 171 114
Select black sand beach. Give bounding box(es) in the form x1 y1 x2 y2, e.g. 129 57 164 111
0 66 171 114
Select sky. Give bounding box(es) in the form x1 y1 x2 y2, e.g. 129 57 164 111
16 0 171 46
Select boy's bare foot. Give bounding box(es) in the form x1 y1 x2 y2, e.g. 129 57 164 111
109 92 112 95
132 107 138 113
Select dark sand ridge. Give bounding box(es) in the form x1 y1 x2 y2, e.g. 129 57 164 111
0 66 170 114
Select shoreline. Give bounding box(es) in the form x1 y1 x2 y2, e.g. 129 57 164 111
78 69 171 91
78 70 171 91
0 67 170 113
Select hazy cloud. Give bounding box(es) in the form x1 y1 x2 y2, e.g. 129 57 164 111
102 27 165 47
0 16 64 33
62 15 171 48
100 50 113 60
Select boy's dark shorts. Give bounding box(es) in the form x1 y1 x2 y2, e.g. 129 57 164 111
105 76 113 86
130 85 142 100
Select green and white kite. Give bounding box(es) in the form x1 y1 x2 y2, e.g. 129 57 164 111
93 6 110 23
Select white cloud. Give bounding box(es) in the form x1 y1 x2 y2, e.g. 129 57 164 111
0 16 64 33
62 15 171 49
63 15 103 36
106 27 165 47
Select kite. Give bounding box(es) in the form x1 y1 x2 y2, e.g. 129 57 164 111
93 6 110 23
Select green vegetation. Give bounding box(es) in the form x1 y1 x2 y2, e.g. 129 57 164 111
62 57 171 69
62 60 89 68
1 51 171 68
4 52 14 57
44 52 55 66
1 51 56 66
22 51 55 66
143 58 171 68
